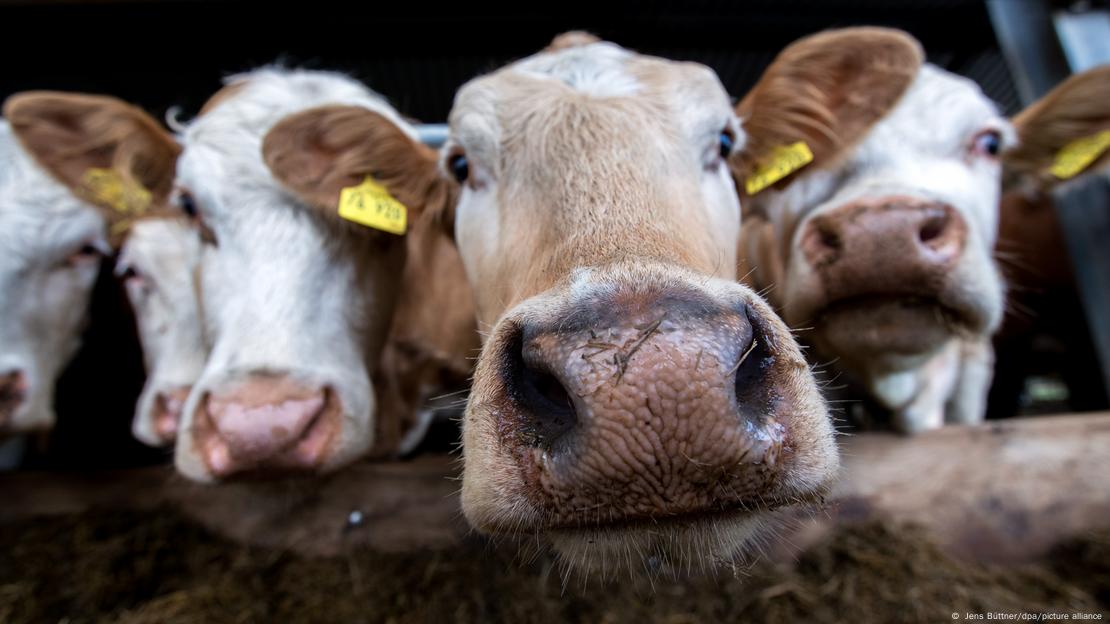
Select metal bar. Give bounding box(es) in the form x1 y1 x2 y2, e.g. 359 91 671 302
416 123 448 148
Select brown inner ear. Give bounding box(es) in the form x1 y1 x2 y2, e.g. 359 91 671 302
732 27 924 192
4 91 181 216
262 105 454 228
1005 65 1110 186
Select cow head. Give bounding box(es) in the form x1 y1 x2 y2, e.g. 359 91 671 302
171 69 451 481
430 34 838 574
0 92 178 434
733 28 1013 430
117 217 206 446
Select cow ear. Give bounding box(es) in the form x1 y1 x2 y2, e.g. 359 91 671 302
1004 65 1110 188
546 31 601 52
4 91 181 224
732 27 923 194
262 105 454 233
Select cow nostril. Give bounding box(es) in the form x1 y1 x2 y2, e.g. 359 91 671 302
504 328 578 448
733 308 773 407
918 211 950 245
817 226 841 251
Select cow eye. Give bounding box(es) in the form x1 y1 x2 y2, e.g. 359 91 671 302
448 152 469 183
178 191 198 218
67 243 104 267
719 129 735 159
118 265 141 283
972 130 1003 158
176 190 217 246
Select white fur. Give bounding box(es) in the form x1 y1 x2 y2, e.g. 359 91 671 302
172 68 414 480
117 218 206 446
0 121 108 433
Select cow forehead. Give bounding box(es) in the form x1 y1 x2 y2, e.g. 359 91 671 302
120 219 197 276
449 42 733 162
858 64 1009 162
178 68 411 194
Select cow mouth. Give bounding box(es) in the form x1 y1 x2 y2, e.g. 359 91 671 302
543 489 829 575
811 294 975 358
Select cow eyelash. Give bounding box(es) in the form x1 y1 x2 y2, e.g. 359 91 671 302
176 190 218 246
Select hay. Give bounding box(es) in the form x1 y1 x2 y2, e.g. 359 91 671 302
1 508 1106 624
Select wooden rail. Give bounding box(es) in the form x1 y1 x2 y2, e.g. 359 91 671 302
3 413 1108 562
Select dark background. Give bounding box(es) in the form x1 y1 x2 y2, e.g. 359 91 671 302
5 0 1100 468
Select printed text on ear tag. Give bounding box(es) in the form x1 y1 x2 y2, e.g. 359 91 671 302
337 176 408 235
81 168 152 215
745 141 814 196
1049 130 1110 180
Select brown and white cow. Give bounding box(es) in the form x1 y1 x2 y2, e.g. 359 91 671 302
116 217 207 446
732 28 1018 433
169 68 474 480
384 34 837 574
993 65 1110 415
0 92 179 434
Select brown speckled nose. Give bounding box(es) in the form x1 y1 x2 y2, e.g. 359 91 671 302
800 195 968 299
498 289 788 527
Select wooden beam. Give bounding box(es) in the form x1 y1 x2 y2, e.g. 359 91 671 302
3 413 1108 562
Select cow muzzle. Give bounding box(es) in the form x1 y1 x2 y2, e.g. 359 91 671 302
463 277 837 538
191 374 342 478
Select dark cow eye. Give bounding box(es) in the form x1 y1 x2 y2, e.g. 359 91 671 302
719 130 735 159
118 265 141 282
178 191 198 218
972 130 1003 158
448 152 469 183
67 243 104 266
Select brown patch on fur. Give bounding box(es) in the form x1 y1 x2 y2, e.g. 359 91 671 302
4 91 181 244
262 105 456 227
546 31 601 52
1005 65 1110 188
731 27 923 193
198 81 249 117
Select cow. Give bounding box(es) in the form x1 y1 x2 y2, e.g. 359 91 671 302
731 27 1020 433
369 33 838 575
169 67 472 480
116 217 207 446
992 65 1110 417
0 92 179 435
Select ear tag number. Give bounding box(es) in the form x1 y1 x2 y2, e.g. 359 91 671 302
82 168 152 215
1049 129 1110 180
745 141 814 196
338 176 408 235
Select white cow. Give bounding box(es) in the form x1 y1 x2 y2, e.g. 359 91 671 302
0 92 178 435
117 217 206 446
734 29 1110 433
733 28 1011 433
171 68 458 480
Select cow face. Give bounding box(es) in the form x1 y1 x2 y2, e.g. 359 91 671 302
0 92 178 434
734 28 1013 427
171 69 449 481
440 34 837 574
117 218 206 446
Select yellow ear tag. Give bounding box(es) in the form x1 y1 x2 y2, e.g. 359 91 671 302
745 141 814 196
337 176 407 235
81 168 152 215
1049 129 1110 180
